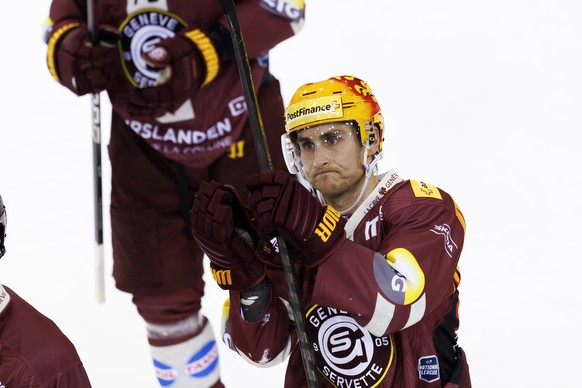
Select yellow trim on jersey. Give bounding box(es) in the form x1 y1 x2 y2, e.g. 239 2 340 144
453 266 461 286
385 248 425 305
410 180 442 200
293 0 306 9
221 297 231 325
454 200 466 232
47 22 81 82
185 29 219 87
453 201 467 232
305 304 318 317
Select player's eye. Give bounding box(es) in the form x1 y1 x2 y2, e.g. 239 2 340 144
324 135 340 145
298 140 314 151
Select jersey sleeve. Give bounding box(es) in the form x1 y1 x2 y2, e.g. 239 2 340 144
311 182 466 338
46 0 86 31
51 364 93 387
218 0 305 58
221 269 297 367
0 286 92 387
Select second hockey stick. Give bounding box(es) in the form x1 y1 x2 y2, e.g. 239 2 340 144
87 0 105 304
217 1 321 387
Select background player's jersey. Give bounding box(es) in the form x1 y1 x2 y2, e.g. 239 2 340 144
46 0 305 167
223 173 470 387
0 285 92 386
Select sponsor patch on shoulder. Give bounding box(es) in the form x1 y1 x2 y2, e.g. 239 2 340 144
260 0 305 21
410 180 442 200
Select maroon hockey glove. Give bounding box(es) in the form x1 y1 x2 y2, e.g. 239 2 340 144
190 181 265 293
245 171 347 267
48 24 118 96
127 29 220 117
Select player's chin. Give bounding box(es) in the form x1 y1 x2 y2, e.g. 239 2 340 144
311 173 340 192
311 171 335 185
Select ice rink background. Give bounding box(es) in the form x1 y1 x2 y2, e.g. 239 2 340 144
1 1 581 387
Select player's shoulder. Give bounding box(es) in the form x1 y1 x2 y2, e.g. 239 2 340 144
404 179 448 199
387 178 456 210
385 179 465 229
258 0 306 22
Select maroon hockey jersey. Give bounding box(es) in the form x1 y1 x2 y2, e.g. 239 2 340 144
223 171 471 387
0 285 92 387
46 0 304 168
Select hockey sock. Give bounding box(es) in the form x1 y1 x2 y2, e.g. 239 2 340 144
148 317 223 387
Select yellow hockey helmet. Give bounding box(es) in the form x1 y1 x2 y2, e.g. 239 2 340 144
284 75 384 152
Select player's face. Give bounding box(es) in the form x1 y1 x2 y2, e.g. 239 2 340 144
296 122 366 200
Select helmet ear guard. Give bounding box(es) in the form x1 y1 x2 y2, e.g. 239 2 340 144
362 113 384 149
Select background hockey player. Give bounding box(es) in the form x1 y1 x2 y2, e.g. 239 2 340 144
190 75 472 387
44 0 305 386
0 195 93 386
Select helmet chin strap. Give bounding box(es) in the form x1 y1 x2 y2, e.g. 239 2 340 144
315 146 382 216
338 174 370 216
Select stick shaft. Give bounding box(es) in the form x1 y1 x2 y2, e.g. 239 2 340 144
88 0 105 304
220 3 272 172
218 1 320 386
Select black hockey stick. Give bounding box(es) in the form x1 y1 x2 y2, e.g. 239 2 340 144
87 0 105 304
217 1 320 386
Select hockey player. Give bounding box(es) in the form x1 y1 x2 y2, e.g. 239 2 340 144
190 76 472 387
0 195 93 386
44 0 305 386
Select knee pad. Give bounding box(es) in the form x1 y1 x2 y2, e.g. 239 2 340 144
149 318 221 387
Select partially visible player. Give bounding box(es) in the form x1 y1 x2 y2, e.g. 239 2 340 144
44 1 305 386
0 194 92 386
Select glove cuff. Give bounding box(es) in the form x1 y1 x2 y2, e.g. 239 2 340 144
184 29 219 87
46 22 80 82
209 259 266 293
